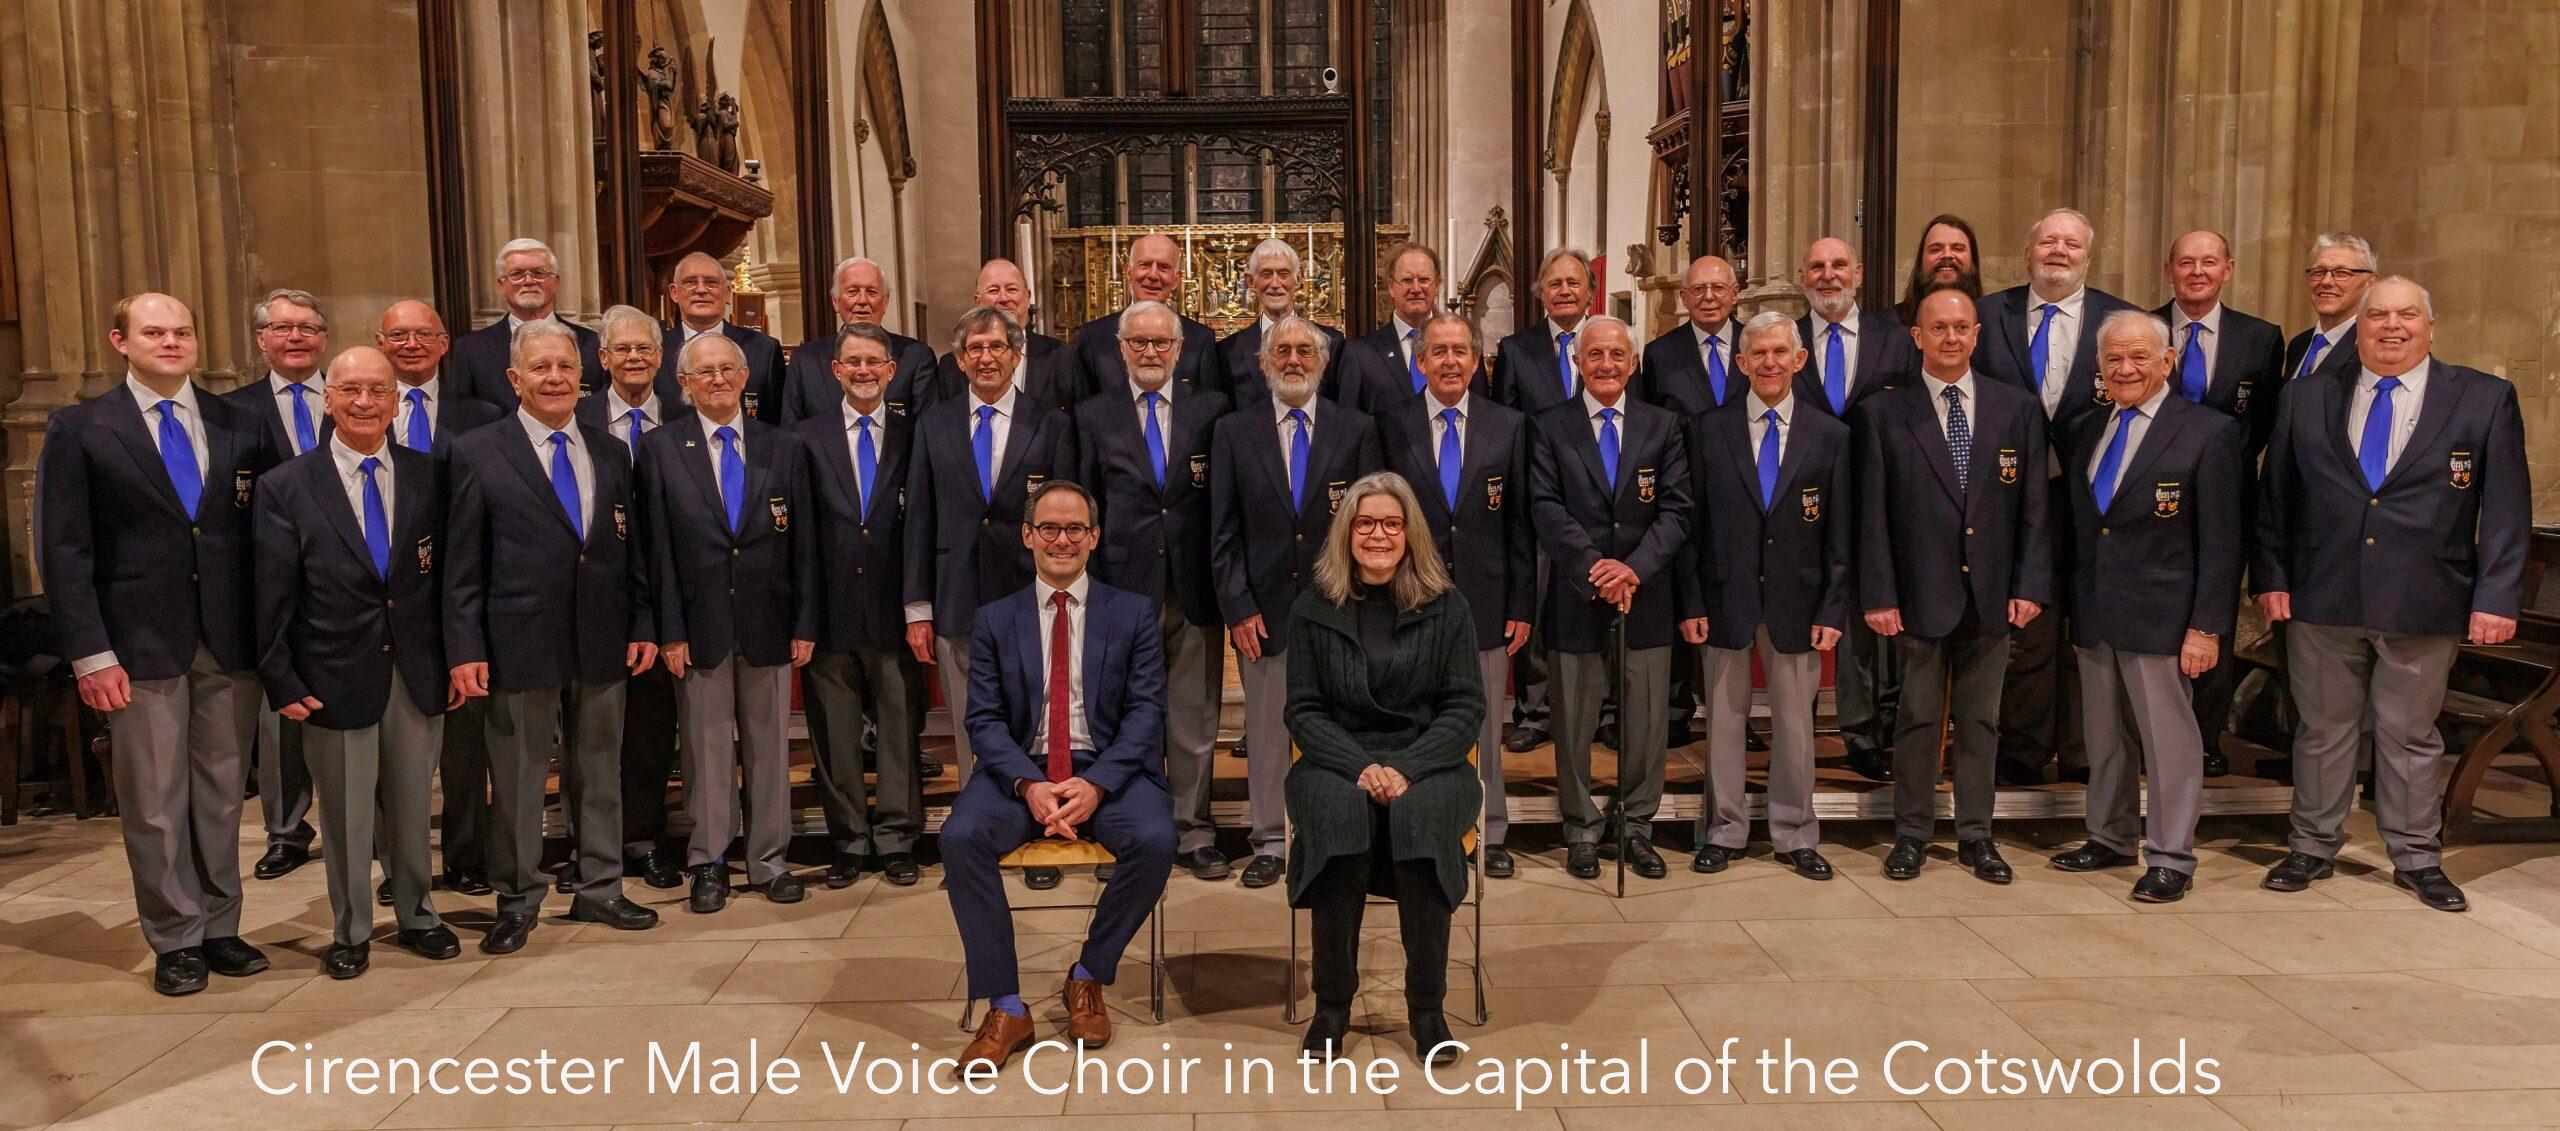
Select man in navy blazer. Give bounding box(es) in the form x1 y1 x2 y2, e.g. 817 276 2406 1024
1375 313 1534 878
1675 312 1853 882
1209 316 1383 888
1526 315 1692 881
659 251 785 422
1076 300 1236 881
447 238 608 410
1489 247 1598 753
1336 243 1491 415
1639 255 1746 417
1217 238 1348 404
2253 276 2529 912
2283 233 2377 391
253 348 462 978
640 332 819 913
2049 313 2245 904
444 319 662 953
1857 289 2051 884
40 292 277 995
779 258 938 423
1073 233 1227 396
944 480 1172 1073
934 258 1088 408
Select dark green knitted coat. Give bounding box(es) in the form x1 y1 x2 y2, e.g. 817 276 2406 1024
1282 586 1485 907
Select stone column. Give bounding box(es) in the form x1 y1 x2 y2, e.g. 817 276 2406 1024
456 0 602 327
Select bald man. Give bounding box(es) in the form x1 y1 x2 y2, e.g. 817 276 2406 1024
661 251 786 422
1072 233 1229 395
781 257 939 423
933 258 1086 407
1639 255 1747 417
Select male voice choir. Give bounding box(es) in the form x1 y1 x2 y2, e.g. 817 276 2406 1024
39 216 2531 1070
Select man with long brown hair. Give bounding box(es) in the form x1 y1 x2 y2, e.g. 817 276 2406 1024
1894 214 1984 325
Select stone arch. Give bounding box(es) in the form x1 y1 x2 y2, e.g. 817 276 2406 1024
858 0 915 186
1543 0 1601 177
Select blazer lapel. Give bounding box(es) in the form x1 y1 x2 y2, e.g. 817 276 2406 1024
1564 405 1612 494
2102 405 2183 520
1770 411 1815 505
994 400 1043 491
1960 390 2004 511
2003 294 2035 382
104 393 190 519
201 404 241 507
392 451 433 561
1905 394 1963 504
498 426 581 535
673 417 732 541
2380 359 2461 491
1722 411 1762 512
2321 369 2362 478
1305 407 1353 508
314 456 376 567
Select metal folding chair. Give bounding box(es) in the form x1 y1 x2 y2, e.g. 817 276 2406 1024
955 836 1167 1029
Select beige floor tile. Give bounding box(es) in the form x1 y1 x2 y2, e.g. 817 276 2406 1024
1480 920 1785 987
1373 985 1731 1110
438 938 756 1008
2209 1088 2560 1128
2060 851 2363 915
1839 851 2136 918
0 857 110 901
1230 1111 1565 1128
2180 909 2560 974
1972 974 2417 1096
2458 866 2560 959
0 947 318 1016
1609 870 1895 923
557 878 871 943
1559 1102 1938 1129
1473 870 1652 925
378 1003 811 1127
55 1006 506 1129
1738 917 2031 982
1958 914 2272 977
1918 1096 2247 1129
264 953 495 1012
0 1012 220 1125
1664 980 2052 1104
734 1000 1073 1121
711 936 970 1003
610 1122 891 1131
839 874 1092 937
2247 969 2560 1091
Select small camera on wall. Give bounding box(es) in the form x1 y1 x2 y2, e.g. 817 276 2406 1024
1321 67 1340 94
742 158 762 184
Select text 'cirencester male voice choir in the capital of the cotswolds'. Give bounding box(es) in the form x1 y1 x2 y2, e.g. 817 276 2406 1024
40 210 2527 1071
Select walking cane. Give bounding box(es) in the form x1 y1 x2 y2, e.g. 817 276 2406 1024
1611 596 1630 899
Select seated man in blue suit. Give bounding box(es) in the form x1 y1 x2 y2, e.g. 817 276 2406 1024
943 480 1172 1074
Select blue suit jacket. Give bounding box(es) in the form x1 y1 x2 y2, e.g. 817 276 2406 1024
657 321 787 424
1972 285 2139 442
637 415 819 667
965 579 1168 798
254 443 448 725
442 417 652 690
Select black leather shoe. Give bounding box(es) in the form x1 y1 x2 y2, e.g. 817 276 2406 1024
397 925 462 960
253 843 311 880
442 868 493 896
2202 750 2231 778
1482 846 1515 879
1409 1008 1460 1068
153 948 208 996
1745 728 1769 753
636 851 683 890
826 854 866 888
1690 844 1731 874
2131 867 2191 904
1842 748 1895 783
1994 758 2046 787
1566 843 1600 879
2261 851 2334 892
2049 840 2140 873
323 943 370 980
916 750 943 779
569 895 661 931
1239 855 1284 889
376 878 394 906
1182 847 1232 880
2394 867 2469 911
1957 839 2013 884
202 936 269 977
1883 838 1926 880
764 871 806 904
881 852 921 886
1300 1004 1352 1061
1774 848 1833 881
481 912 536 954
690 864 731 914
1626 837 1666 879
548 861 577 894
1024 866 1064 891
1229 736 1250 759
1665 721 1697 749
1503 726 1546 754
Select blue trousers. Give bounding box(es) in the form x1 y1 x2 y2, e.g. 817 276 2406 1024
940 771 1175 1000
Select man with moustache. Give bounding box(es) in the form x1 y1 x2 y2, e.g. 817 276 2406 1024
448 237 607 409
1893 214 1983 325
660 251 784 422
933 258 1085 407
1075 300 1236 881
445 320 662 952
1074 232 1228 394
1219 238 1347 404
1490 247 1598 753
2254 276 2528 912
1339 243 1488 414
780 257 939 423
1210 316 1382 888
254 347 462 977
2049 313 2244 903
1640 255 1746 417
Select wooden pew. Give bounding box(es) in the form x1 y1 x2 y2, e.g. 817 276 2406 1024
2439 528 2560 842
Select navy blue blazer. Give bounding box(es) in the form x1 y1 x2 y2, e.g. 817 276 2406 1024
932 332 1088 409
1852 377 2053 637
2254 358 2530 637
447 316 607 411
791 406 916 653
780 328 937 424
442 418 652 690
657 321 786 424
2056 395 2246 655
1073 307 1227 397
254 443 448 725
1972 285 2140 442
1795 308 1919 420
573 388 698 450
407 380 506 456
2282 323 2362 388
1674 398 1855 652
39 383 277 679
1493 321 1583 418
219 376 334 460
965 578 1168 798
901 392 1079 640
1376 394 1535 652
1207 398 1382 650
2149 303 2287 457
1525 395 1694 652
1638 322 1745 418
1334 322 1494 417
638 416 819 667
1219 319 1348 406
1074 383 1232 628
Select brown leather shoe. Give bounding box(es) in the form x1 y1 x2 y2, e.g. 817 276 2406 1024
1063 977 1112 1047
960 1007 1036 1074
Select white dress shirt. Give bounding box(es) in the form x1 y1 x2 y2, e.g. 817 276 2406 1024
1425 391 1471 473
1815 307 1861 394
2349 360 2430 474
2029 288 2086 418
1747 391 1794 465
680 319 727 343
268 371 329 456
1026 572 1094 756
78 375 210 675
516 408 594 530
399 375 443 444
1693 319 1737 383
330 434 396 524
965 385 1019 468
2169 302 2224 386
2305 316 2357 373
1272 394 1318 470
1922 370 1980 444
2085 381 2172 504
840 399 890 506
597 387 663 462
699 408 746 495
1131 379 1174 445
1550 317 1583 397
1581 389 1630 443
1390 313 1424 372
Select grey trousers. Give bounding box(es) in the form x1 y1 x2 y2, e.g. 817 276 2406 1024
111 647 258 954
1476 648 1512 845
303 690 444 945
1893 610 2013 842
675 654 794 883
1239 646 1291 855
485 679 628 914
1509 554 1552 731
1161 608 1226 854
933 634 976 781
805 645 924 857
1703 630 1823 852
254 709 313 849
1555 645 1671 844
2285 622 2458 871
2076 642 2204 873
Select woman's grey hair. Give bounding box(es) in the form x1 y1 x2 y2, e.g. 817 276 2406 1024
1257 314 1333 373
1249 237 1301 277
2096 310 2172 354
2308 232 2378 274
1314 471 1453 612
1739 309 1801 352
495 236 559 275
597 304 659 347
950 306 1026 355
507 318 578 371
251 288 328 333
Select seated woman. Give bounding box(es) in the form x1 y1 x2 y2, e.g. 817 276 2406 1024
1285 471 1485 1066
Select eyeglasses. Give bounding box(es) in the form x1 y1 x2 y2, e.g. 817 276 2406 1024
260 323 326 339
960 342 1017 358
670 276 727 292
1684 284 1737 298
1351 516 1405 536
2304 267 2374 282
1269 343 1320 359
603 343 659 359
684 364 749 380
378 330 448 345
1028 523 1094 543
833 357 895 371
1121 337 1178 354
500 269 558 284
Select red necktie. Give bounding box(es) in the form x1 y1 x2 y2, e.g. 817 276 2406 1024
1046 590 1073 782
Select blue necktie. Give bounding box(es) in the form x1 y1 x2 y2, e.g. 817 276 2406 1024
155 400 202 519
1824 323 1848 414
1597 406 1620 487
1142 391 1167 490
624 408 645 458
1944 386 1973 491
2297 331 2329 379
2090 406 2140 509
1437 407 1463 511
1757 409 1781 509
403 388 432 452
2359 376 2401 491
1705 334 1727 404
288 383 316 454
1405 328 1424 394
853 417 878 521
715 424 744 534
973 404 997 498
1286 407 1309 512
548 432 583 538
1557 330 1577 398
358 456 391 579
2029 302 2059 393
2180 322 2208 402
